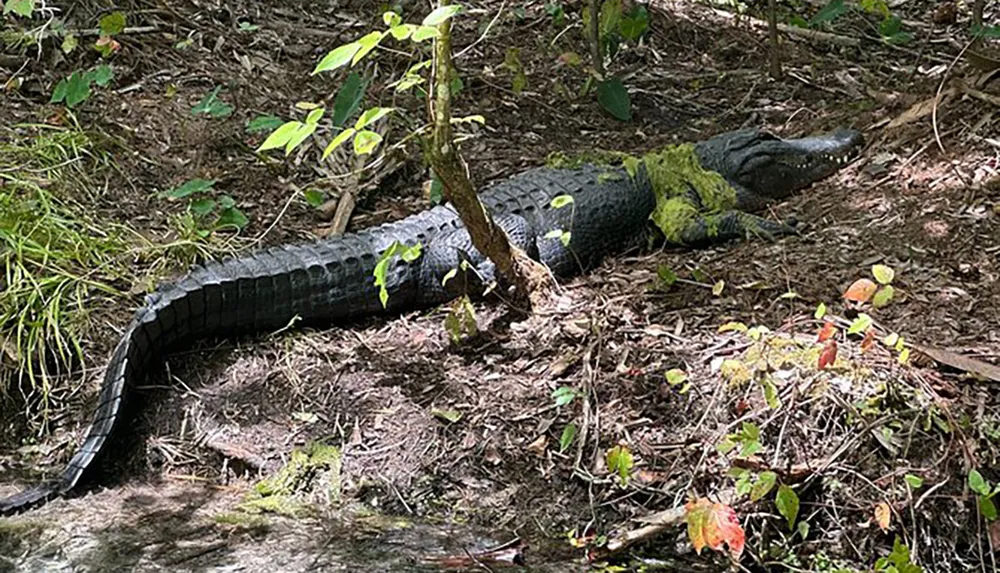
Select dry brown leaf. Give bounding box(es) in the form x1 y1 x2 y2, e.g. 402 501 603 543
887 88 958 129
875 501 891 531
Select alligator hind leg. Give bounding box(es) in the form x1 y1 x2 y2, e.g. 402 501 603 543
679 210 798 247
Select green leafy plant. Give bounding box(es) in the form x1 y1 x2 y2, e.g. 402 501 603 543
874 537 923 573
775 484 799 530
718 421 763 458
50 65 115 108
95 10 126 56
605 443 634 485
192 86 234 118
158 179 249 236
969 469 999 521
3 0 34 17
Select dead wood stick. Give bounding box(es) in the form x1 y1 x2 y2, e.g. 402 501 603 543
711 9 860 47
955 80 1000 108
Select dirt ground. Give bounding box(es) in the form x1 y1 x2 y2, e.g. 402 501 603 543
2 0 1000 571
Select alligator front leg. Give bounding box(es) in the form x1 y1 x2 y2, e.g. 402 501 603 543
678 210 798 246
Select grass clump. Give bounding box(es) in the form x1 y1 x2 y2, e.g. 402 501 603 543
0 124 138 426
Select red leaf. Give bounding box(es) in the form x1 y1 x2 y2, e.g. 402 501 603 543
843 278 878 303
861 329 876 353
685 498 745 561
817 321 837 342
818 340 838 370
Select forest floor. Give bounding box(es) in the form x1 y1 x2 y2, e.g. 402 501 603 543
1 0 1000 571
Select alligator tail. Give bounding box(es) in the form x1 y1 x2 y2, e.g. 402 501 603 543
0 232 429 514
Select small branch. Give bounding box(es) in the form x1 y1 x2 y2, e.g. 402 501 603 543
588 0 604 78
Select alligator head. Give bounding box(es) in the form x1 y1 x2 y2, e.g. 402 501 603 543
695 128 865 206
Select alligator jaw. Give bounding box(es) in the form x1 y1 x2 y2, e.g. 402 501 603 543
696 128 865 202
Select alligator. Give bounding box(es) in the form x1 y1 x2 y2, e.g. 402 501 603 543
0 126 864 514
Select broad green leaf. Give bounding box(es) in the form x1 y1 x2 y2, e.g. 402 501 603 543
332 72 366 127
797 521 810 540
411 25 440 42
246 114 284 134
61 34 78 54
665 368 687 387
739 440 761 458
619 4 648 41
761 376 781 409
382 11 402 27
191 86 233 117
775 485 799 530
98 11 126 36
64 71 92 107
283 122 317 155
389 23 416 40
354 106 394 130
596 76 631 121
658 265 677 287
190 197 216 216
216 207 248 229
605 444 634 483
401 244 422 262
971 24 1000 39
322 128 356 159
742 422 760 441
544 229 563 240
552 386 577 407
559 231 571 247
810 0 847 25
847 313 873 335
257 121 302 152
163 178 216 199
353 31 385 66
969 469 991 496
89 64 114 87
750 471 777 502
3 0 34 17
980 496 998 521
303 189 325 207
859 0 890 17
550 194 574 208
559 423 577 453
422 4 462 26
313 42 362 75
872 264 895 284
904 474 923 489
598 0 622 39
872 285 894 308
883 332 900 347
305 107 325 125
352 129 383 155
814 302 827 319
50 78 68 104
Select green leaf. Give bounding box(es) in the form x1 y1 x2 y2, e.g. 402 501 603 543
712 280 725 296
246 114 284 134
872 264 895 285
559 423 577 453
99 11 126 36
3 0 34 17
383 11 402 27
739 440 761 458
192 86 233 118
810 0 847 25
303 189 325 207
552 386 577 407
411 25 440 42
332 72 367 127
50 78 68 104
322 128 356 159
980 496 998 521
814 302 827 319
353 31 385 66
257 121 301 152
422 4 462 26
775 485 799 530
883 332 900 348
605 444 633 483
89 64 114 87
60 71 92 108
618 5 648 41
544 229 563 240
431 408 463 424
305 108 325 125
354 107 394 130
797 520 810 540
904 474 923 489
189 197 216 216
352 129 383 155
971 24 1000 39
750 471 777 502
389 23 416 41
216 207 249 229
428 176 444 205
742 422 760 441
969 469 991 496
761 376 781 409
596 76 631 121
550 194 574 208
657 265 677 287
237 21 259 32
665 368 687 387
163 178 216 199
283 122 317 155
449 76 464 96
598 0 622 39
847 313 873 335
61 34 78 54
313 42 362 75
451 114 485 125
872 285 894 308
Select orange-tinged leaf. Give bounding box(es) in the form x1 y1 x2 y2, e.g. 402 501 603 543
818 340 838 370
861 329 876 353
685 498 745 560
817 321 837 342
843 278 878 303
875 501 891 531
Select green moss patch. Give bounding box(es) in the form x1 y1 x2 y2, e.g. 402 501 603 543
232 441 342 520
